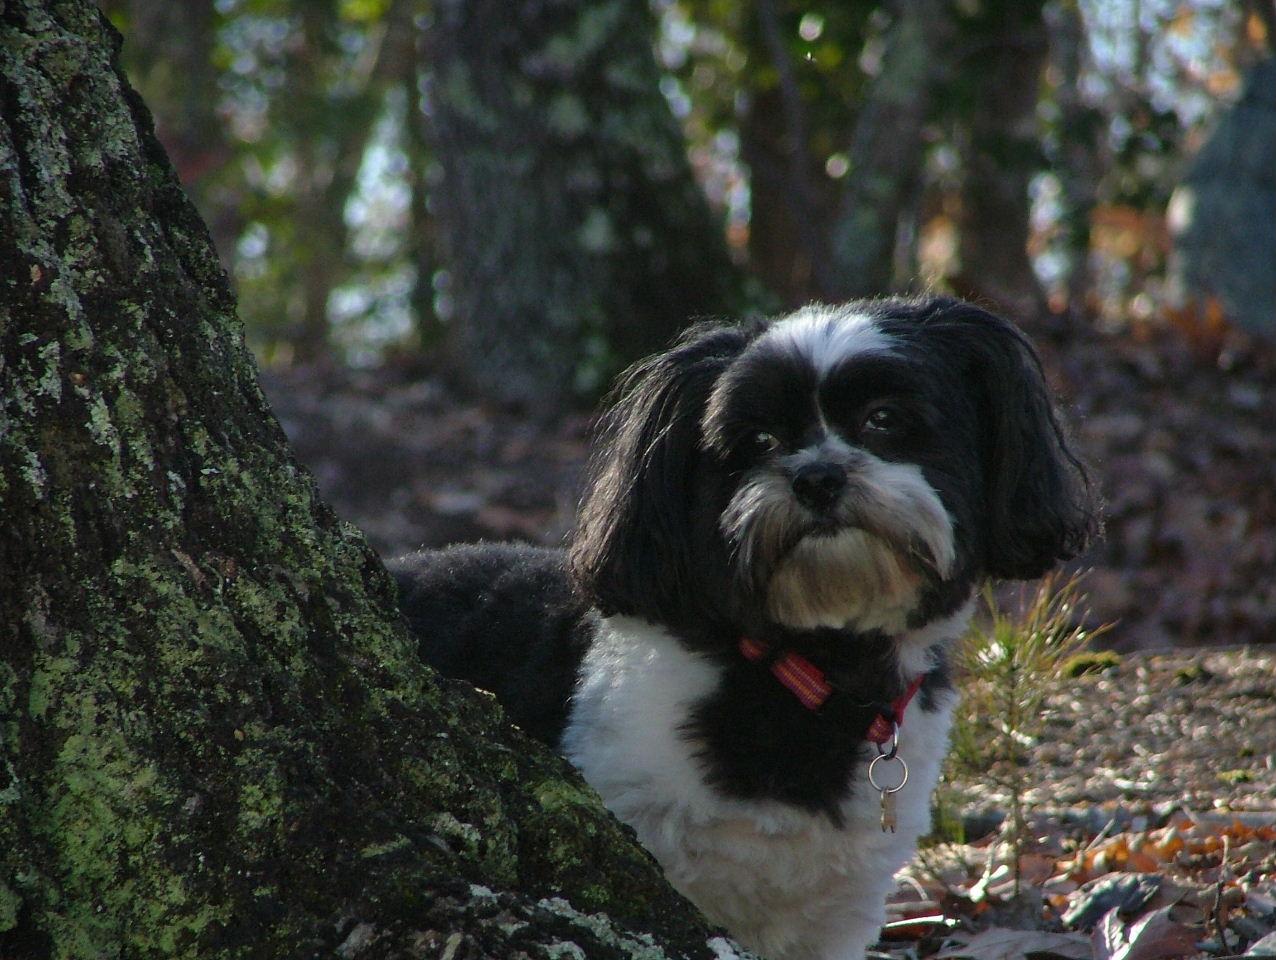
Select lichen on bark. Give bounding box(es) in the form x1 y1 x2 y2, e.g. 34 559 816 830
0 2 738 956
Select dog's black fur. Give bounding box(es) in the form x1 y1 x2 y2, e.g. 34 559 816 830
391 543 590 746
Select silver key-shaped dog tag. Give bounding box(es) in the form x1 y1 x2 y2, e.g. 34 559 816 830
879 789 897 833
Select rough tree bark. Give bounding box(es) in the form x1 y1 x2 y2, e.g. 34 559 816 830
0 3 740 957
96 0 241 264
425 0 743 410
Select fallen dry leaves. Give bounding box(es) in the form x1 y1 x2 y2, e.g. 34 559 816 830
1091 907 1199 960
935 928 1091 960
885 814 1276 960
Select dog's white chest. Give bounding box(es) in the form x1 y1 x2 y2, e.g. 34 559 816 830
561 616 956 960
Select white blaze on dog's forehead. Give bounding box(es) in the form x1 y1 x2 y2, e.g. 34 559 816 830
781 432 857 470
762 305 893 376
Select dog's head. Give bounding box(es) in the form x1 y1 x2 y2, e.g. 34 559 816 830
569 296 1097 635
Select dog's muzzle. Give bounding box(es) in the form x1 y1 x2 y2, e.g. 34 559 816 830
790 461 847 513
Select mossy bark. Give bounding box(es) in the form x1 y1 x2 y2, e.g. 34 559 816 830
426 0 745 409
0 3 738 957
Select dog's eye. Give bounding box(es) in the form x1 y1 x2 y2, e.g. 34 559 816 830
752 431 782 455
861 404 903 436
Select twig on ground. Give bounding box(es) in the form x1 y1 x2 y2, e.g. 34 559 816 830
1209 834 1233 955
1083 817 1120 854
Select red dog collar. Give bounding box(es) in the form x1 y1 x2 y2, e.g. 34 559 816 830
739 636 925 742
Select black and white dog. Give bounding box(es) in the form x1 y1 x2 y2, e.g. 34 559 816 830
391 296 1095 959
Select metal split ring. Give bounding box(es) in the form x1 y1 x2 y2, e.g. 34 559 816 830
876 720 900 759
868 752 909 795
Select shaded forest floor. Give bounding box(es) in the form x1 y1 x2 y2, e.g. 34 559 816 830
890 645 1275 960
261 316 1276 653
259 319 1276 958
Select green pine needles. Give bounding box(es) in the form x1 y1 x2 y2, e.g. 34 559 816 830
940 573 1113 894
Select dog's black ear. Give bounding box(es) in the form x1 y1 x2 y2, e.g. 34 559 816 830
569 322 751 620
917 299 1098 579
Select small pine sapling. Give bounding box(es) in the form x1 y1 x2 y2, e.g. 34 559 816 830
944 573 1112 896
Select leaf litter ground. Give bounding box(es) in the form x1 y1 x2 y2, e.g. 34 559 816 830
886 647 1275 960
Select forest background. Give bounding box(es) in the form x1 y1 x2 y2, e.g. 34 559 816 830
101 0 1276 653
2 1 1274 955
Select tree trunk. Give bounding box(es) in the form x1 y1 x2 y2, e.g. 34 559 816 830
1167 56 1276 339
825 0 955 300
1047 0 1104 319
740 84 830 307
284 0 374 365
738 0 840 307
0 3 731 956
425 0 742 410
948 1 1049 323
404 42 445 351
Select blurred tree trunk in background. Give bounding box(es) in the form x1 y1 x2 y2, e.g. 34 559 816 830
826 0 955 300
403 41 445 351
0 2 726 954
948 0 1049 323
1168 54 1276 339
740 0 840 304
286 0 352 363
284 0 419 363
741 84 835 305
1047 0 1104 319
426 0 743 410
97 0 1263 367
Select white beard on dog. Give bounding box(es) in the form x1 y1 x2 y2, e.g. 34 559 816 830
725 453 956 634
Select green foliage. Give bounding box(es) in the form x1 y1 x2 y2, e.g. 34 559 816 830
942 574 1112 891
1061 648 1121 677
108 0 422 365
106 0 1257 378
1173 663 1213 685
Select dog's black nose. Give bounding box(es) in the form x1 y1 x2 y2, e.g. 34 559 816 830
792 463 847 511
